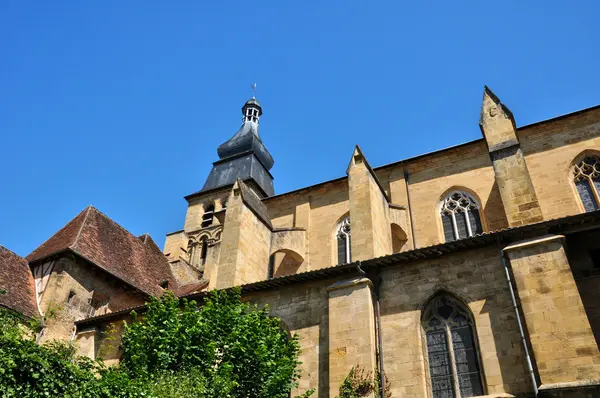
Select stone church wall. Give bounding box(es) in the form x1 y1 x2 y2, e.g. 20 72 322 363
383 141 508 248
379 245 532 397
265 178 350 271
520 107 600 221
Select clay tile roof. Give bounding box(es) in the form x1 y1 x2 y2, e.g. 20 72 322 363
174 280 209 296
26 206 175 297
0 245 38 318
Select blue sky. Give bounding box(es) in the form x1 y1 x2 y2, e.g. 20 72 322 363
1 1 599 256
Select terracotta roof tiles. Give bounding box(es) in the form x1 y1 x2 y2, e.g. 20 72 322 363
0 245 38 318
26 206 175 297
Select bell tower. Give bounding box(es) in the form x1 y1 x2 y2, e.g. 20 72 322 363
201 96 275 197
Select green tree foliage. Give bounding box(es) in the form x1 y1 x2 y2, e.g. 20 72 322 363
0 288 311 397
121 288 303 397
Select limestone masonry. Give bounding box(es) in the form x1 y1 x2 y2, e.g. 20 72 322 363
3 88 600 397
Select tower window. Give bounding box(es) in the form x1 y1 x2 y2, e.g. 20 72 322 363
423 295 485 398
440 191 483 242
200 237 208 266
336 217 351 264
574 156 600 212
201 204 215 228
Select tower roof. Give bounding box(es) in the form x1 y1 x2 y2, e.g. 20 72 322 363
199 97 275 197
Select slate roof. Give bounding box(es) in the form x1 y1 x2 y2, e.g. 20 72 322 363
26 206 175 297
0 245 38 318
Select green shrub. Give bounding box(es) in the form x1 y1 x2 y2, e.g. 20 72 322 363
0 288 309 397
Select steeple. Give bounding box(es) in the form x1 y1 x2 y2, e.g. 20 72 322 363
200 95 275 197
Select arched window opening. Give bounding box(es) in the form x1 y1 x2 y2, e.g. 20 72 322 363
391 223 408 253
200 237 208 266
440 191 483 242
187 240 198 266
201 204 215 228
269 250 303 278
336 217 351 264
574 156 600 212
422 295 484 398
267 254 275 279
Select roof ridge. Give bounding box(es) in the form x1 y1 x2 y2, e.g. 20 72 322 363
84 206 150 250
71 206 93 249
0 244 27 263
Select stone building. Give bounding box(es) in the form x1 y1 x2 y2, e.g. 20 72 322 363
3 87 600 397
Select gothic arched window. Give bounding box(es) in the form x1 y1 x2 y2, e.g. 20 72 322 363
336 217 351 264
201 204 215 228
423 295 484 398
440 191 483 242
574 156 600 212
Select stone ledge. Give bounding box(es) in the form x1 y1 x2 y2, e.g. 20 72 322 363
326 277 373 293
503 234 565 252
539 380 600 391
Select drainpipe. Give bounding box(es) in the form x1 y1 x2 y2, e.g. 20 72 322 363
497 238 538 396
357 263 386 398
404 171 417 249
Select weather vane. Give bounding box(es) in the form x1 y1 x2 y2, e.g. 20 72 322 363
251 83 257 99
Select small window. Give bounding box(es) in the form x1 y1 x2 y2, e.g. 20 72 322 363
66 291 76 304
336 217 351 264
423 295 485 398
201 204 215 228
440 191 483 242
574 156 600 212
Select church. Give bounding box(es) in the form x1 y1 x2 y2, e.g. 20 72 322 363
2 87 600 397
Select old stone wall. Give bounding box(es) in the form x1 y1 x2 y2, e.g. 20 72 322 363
394 141 508 247
520 108 600 220
39 255 146 342
183 187 230 233
379 245 532 397
265 178 350 271
506 236 600 386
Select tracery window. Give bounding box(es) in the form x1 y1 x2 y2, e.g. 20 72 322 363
574 156 600 212
423 295 484 398
201 204 215 228
336 217 351 264
440 191 483 242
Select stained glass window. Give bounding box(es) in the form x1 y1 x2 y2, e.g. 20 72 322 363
440 192 483 242
574 157 600 212
423 295 484 398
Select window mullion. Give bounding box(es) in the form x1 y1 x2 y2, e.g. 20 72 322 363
465 211 473 237
446 325 461 398
451 212 459 240
589 176 600 209
345 233 351 263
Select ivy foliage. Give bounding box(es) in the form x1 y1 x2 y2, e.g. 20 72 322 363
336 365 391 398
0 288 311 398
